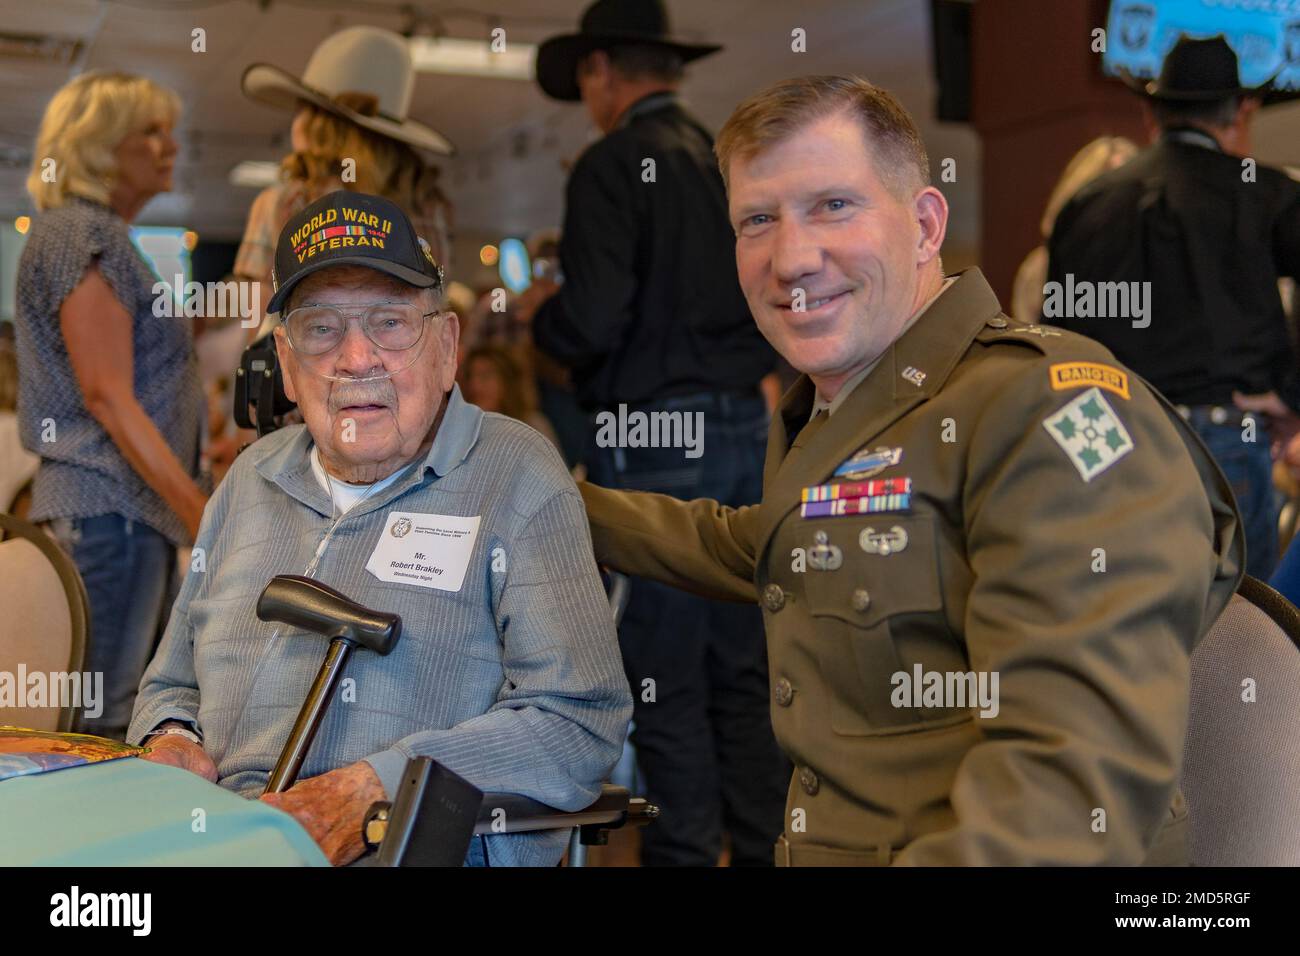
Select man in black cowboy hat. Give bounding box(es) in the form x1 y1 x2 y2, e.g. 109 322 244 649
520 0 786 866
1047 34 1300 579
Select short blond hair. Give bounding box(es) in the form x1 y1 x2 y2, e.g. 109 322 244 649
716 75 930 198
26 71 180 211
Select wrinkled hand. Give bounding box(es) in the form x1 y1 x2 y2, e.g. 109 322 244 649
140 730 218 783
513 278 560 324
259 761 386 866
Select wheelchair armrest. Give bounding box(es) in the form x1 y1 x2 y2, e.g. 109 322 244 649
472 784 655 835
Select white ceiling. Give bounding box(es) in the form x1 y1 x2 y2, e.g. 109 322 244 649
6 0 1300 280
0 0 984 275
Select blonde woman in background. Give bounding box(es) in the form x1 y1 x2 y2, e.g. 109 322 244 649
13 71 206 739
1012 135 1138 322
236 26 455 339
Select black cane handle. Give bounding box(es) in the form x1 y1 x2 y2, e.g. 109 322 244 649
256 575 401 654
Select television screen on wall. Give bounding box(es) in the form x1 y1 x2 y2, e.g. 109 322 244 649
1103 0 1300 93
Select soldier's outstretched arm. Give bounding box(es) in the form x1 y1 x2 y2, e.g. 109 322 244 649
579 481 761 603
896 357 1229 865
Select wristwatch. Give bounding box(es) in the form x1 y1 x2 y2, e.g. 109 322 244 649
146 724 202 746
363 801 392 852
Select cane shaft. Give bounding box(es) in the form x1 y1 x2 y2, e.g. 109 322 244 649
264 638 353 794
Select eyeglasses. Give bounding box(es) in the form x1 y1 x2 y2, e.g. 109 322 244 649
283 303 438 357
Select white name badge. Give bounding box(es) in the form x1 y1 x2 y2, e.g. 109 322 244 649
366 512 482 592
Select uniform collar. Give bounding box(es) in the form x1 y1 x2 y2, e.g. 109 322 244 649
249 382 484 517
760 268 1002 553
809 359 878 420
809 276 958 420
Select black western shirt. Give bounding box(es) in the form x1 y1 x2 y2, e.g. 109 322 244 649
533 92 775 409
1046 129 1300 409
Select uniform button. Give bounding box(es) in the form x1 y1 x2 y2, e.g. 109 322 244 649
986 315 1008 329
799 766 820 795
774 678 793 706
763 583 786 612
851 588 871 612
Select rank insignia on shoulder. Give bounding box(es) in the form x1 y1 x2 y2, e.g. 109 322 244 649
1048 361 1130 400
1007 324 1062 337
1043 386 1135 482
833 446 902 480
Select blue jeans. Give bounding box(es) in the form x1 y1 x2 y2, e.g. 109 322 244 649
48 514 173 740
586 390 791 865
1186 413 1279 580
1269 535 1300 607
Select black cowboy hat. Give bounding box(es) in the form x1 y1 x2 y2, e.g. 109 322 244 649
1121 34 1281 104
536 0 721 102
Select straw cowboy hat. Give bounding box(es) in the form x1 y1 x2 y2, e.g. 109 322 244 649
242 25 455 155
536 0 721 102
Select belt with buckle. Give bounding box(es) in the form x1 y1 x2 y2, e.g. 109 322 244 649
1173 404 1257 428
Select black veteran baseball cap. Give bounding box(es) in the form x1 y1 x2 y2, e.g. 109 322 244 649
267 190 442 315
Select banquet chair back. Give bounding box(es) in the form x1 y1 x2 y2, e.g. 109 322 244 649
1183 576 1300 865
0 511 89 732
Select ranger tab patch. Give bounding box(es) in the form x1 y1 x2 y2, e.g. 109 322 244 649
1048 361 1130 400
1043 386 1135 482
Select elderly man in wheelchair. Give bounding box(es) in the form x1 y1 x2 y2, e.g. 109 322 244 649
126 191 633 866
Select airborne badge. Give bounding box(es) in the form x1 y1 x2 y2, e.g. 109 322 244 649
1043 386 1135 482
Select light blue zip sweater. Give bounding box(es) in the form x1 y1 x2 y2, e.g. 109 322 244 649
128 385 632 866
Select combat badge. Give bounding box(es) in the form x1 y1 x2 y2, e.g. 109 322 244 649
833 445 903 480
1043 386 1134 482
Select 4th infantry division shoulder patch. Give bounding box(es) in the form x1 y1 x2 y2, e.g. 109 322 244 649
1043 386 1134 482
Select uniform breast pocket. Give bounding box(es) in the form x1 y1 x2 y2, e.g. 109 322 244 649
802 514 971 736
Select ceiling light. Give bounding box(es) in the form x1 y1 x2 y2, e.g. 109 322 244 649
228 160 281 189
409 36 536 80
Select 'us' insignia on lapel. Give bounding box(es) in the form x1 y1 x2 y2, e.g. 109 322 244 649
1043 386 1134 482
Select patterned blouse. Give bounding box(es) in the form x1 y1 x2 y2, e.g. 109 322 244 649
13 196 203 546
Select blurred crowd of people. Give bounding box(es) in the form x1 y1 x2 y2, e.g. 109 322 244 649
4 1 1300 867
